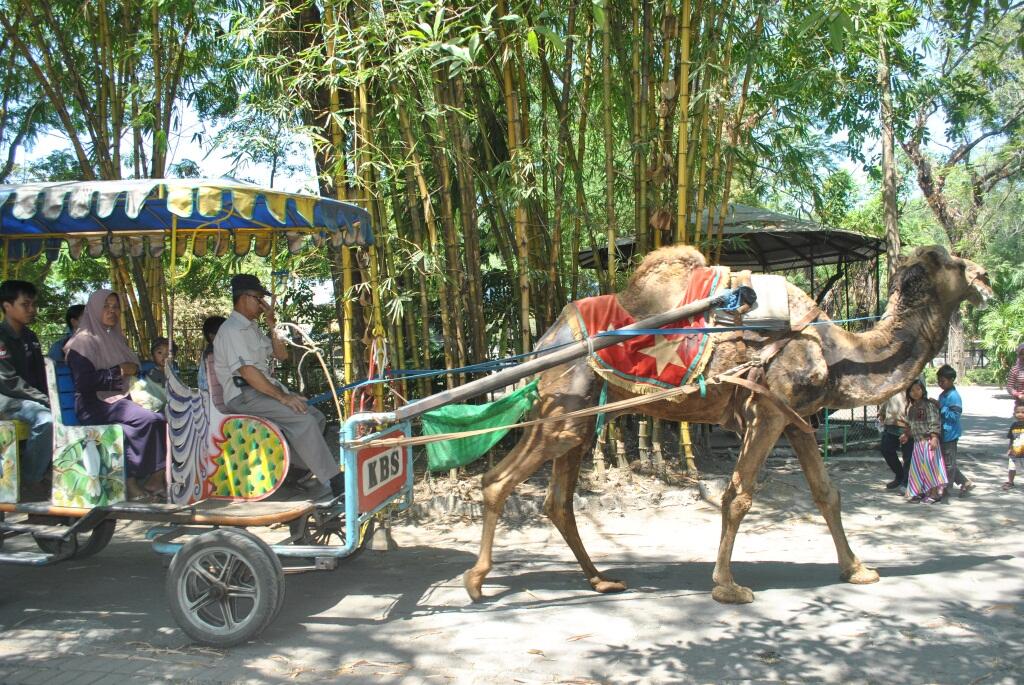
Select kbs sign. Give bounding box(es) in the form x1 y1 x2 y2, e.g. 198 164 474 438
356 428 407 513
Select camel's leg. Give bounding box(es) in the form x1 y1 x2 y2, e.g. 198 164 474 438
463 421 588 602
711 407 787 604
785 426 880 585
544 442 626 594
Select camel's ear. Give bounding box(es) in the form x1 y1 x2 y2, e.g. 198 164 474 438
920 246 946 268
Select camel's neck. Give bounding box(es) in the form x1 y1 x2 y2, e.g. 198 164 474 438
818 287 954 407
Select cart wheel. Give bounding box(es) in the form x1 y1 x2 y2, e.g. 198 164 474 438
33 518 116 559
288 510 346 546
166 529 284 648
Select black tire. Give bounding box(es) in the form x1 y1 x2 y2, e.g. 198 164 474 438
166 528 285 648
33 518 116 559
242 529 287 625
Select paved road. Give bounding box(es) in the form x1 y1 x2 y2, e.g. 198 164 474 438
0 385 1022 684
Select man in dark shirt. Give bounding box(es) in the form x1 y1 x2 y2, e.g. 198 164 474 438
0 280 53 487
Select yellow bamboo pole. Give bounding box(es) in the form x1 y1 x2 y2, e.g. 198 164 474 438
324 3 354 415
675 0 693 244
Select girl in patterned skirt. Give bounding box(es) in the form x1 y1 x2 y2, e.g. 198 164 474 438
900 380 947 504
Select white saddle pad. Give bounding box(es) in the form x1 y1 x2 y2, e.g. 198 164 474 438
747 274 791 330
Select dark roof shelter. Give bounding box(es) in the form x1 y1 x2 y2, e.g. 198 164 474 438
578 203 884 272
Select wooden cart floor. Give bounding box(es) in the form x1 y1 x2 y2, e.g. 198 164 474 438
0 498 317 526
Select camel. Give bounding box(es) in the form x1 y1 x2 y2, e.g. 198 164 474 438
463 244 992 604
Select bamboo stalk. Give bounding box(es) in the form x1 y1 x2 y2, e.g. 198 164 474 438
355 75 387 412
448 76 487 362
714 13 760 263
497 0 531 354
675 0 693 244
573 23 597 298
593 424 607 478
602 0 617 293
323 3 354 414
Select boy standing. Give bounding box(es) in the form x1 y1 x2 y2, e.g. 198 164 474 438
936 364 974 500
0 281 53 490
1003 400 1024 489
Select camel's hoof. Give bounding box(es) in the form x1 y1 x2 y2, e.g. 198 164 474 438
842 565 880 585
712 583 755 604
463 570 485 602
590 577 627 594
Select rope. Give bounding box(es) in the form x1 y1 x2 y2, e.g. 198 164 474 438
306 312 884 408
344 360 777 451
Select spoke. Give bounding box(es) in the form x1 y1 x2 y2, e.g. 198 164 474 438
220 598 236 630
186 590 219 613
224 584 257 600
218 554 239 583
188 560 221 586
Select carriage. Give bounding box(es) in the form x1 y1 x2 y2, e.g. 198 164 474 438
0 179 756 646
0 179 414 646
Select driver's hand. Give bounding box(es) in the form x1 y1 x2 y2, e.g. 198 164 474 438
898 434 908 445
259 300 276 329
280 393 308 414
119 362 139 377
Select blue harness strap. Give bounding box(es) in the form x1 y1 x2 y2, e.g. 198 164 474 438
594 380 609 437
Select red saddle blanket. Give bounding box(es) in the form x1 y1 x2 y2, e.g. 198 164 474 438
567 266 728 392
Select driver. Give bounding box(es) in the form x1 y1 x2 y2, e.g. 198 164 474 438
213 274 344 499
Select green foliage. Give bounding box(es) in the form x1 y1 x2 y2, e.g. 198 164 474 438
978 261 1024 371
964 366 1005 386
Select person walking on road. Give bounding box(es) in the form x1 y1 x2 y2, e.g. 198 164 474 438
1008 343 1024 402
902 380 947 504
878 390 913 489
936 365 974 501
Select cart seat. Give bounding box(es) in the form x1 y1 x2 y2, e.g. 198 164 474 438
53 360 154 426
165 366 291 505
43 358 128 508
0 420 26 503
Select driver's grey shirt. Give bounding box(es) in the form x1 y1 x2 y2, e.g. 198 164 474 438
212 310 287 405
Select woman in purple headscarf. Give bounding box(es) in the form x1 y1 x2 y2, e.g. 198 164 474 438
64 290 166 499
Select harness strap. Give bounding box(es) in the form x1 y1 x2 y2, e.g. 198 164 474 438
758 305 822 367
719 373 815 434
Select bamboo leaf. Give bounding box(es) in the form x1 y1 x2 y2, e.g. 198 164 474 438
795 10 824 37
526 29 539 58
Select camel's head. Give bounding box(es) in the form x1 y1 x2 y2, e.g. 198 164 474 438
896 246 993 309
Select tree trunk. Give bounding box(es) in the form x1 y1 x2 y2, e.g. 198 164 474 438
878 25 900 289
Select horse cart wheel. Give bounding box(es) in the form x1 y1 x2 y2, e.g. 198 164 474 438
32 517 116 559
166 528 285 647
288 509 346 546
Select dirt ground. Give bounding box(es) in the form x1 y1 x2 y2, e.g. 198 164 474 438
0 385 1022 684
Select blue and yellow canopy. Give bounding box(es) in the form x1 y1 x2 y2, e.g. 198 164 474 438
0 179 374 263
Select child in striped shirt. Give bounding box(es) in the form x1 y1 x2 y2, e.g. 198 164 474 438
1002 401 1024 490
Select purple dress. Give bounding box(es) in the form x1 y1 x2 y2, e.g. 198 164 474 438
66 350 167 480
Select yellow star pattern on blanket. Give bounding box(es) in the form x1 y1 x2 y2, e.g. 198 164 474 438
637 335 686 375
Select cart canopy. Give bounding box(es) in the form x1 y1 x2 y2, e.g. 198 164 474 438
0 179 373 262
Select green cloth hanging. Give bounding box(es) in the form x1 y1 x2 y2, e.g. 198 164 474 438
421 379 540 472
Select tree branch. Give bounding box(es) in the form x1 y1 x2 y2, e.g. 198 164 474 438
0 100 41 182
946 106 1024 168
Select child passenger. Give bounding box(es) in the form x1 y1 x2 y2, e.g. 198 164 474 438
901 380 947 504
1002 400 1024 490
146 337 177 386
